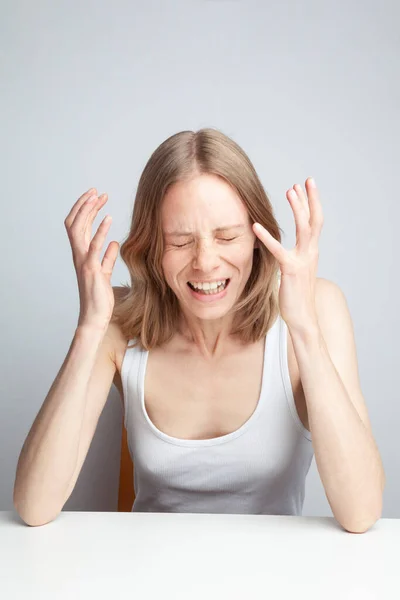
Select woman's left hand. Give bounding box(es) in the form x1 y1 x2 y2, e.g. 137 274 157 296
253 177 324 332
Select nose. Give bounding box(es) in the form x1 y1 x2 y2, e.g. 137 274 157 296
192 239 221 274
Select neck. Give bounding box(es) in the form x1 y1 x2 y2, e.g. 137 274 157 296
177 312 237 361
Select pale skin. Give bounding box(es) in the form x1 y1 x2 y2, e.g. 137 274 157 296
12 177 385 530
252 178 385 533
106 173 386 535
155 173 384 533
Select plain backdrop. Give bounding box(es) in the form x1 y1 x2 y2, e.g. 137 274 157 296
1 0 398 518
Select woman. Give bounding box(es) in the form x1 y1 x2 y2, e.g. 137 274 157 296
13 128 385 531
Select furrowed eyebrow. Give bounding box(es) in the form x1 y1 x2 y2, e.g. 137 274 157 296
164 224 245 237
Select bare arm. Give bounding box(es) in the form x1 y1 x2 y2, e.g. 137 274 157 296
290 279 385 533
13 323 117 526
13 187 120 527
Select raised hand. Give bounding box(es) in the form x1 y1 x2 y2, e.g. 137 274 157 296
253 177 324 332
64 188 119 332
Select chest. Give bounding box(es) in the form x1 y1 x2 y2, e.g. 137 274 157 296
144 341 268 440
114 328 310 439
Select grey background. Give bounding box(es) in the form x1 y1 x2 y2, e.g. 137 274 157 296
1 1 398 517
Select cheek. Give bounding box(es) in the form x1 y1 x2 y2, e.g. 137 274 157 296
229 243 254 264
161 251 185 281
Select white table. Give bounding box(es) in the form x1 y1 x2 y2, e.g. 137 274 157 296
1 510 399 599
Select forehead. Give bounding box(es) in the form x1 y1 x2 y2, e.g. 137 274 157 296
161 174 249 231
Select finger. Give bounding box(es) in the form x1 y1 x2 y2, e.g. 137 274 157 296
81 193 109 248
71 192 107 242
293 183 310 220
64 188 97 228
253 223 286 263
68 192 102 242
286 188 310 251
102 240 120 279
67 194 101 263
305 178 324 240
86 214 113 265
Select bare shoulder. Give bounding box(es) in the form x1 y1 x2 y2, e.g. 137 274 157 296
314 276 355 337
314 276 347 314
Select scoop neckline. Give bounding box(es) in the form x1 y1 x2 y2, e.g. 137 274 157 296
138 317 280 447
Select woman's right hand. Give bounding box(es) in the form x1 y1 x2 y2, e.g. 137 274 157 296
64 188 120 332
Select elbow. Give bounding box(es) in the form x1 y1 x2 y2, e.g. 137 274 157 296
13 493 61 527
342 521 377 534
14 504 60 527
16 512 59 528
335 487 384 534
340 510 382 534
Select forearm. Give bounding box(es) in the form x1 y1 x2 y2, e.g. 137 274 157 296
289 324 384 533
13 325 106 525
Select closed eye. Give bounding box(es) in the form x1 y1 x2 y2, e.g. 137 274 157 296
173 237 237 248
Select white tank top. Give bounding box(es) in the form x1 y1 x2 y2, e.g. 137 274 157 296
121 314 314 515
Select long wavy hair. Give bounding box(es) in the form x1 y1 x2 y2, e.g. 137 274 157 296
111 127 283 350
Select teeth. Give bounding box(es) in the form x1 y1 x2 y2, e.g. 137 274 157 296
189 279 227 290
188 279 229 295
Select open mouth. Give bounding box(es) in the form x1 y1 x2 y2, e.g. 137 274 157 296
187 278 230 295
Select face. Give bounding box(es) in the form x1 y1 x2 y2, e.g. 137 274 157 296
161 173 257 320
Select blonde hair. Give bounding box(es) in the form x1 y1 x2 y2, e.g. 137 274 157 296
112 127 282 350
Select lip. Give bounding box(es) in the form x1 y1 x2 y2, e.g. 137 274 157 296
187 279 230 302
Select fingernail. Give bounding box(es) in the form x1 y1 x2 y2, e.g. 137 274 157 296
309 177 316 187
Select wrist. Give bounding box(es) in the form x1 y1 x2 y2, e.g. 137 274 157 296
286 319 321 344
75 322 109 339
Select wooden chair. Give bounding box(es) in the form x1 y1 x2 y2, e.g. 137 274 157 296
117 423 135 511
